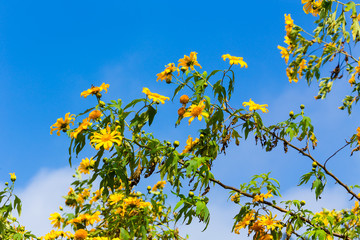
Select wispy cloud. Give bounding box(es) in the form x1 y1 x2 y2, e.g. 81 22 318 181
16 167 73 236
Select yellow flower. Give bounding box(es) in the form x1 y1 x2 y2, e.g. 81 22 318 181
258 214 282 231
284 14 293 36
253 190 273 202
183 100 209 125
277 46 289 64
70 118 92 139
152 180 166 191
286 67 298 83
74 229 88 240
9 173 16 182
142 87 170 104
88 211 101 225
80 83 109 98
298 59 307 78
109 193 124 205
49 212 63 229
78 158 95 174
88 110 103 121
178 52 202 71
222 54 248 68
284 36 291 46
302 0 322 16
352 201 360 214
181 135 199 154
355 58 360 75
234 211 255 234
156 63 179 82
90 188 103 204
50 113 75 136
243 99 269 113
90 125 122 150
124 197 150 208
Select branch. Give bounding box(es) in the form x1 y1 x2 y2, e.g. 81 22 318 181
324 140 351 168
209 177 350 240
268 131 360 202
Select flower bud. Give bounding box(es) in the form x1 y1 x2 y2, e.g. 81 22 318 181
166 78 172 84
5 182 8 186
289 111 294 118
300 200 306 206
96 92 102 98
180 95 190 104
178 107 186 116
99 101 105 107
312 162 318 168
147 186 152 191
173 141 180 148
9 173 16 182
189 191 194 197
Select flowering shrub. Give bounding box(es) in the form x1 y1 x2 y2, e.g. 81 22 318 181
3 1 360 239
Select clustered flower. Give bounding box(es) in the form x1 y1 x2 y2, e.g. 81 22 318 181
243 99 269 113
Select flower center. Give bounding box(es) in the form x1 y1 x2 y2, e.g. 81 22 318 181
101 133 112 142
191 106 202 116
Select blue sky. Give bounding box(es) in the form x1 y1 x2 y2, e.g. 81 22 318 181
1 0 360 238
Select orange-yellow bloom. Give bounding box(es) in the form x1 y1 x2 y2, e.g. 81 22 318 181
278 46 289 64
142 87 170 104
90 125 122 150
298 59 307 78
50 113 75 136
88 110 103 121
49 212 63 229
81 83 109 98
156 63 179 82
183 100 209 125
181 135 199 154
258 214 282 231
178 52 202 71
253 190 273 202
302 0 322 16
152 180 166 191
234 211 255 234
70 118 92 139
74 229 88 240
78 158 95 174
222 54 248 68
286 67 298 83
243 99 269 113
355 58 360 75
284 14 293 36
109 193 124 205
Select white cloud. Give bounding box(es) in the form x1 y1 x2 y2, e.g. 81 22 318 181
16 167 73 237
280 185 352 213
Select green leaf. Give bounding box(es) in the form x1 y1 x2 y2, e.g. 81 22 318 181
14 195 22 216
147 105 157 126
120 228 130 240
124 98 145 110
174 200 184 211
76 107 95 117
345 1 356 12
